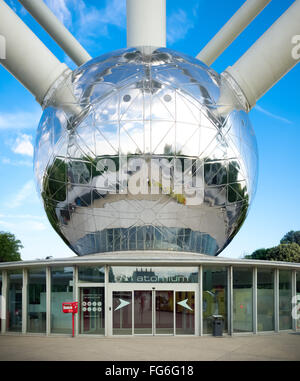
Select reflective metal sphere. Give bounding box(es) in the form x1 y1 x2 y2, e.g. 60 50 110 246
34 47 258 256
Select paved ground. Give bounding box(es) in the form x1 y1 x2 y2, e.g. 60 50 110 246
0 332 299 361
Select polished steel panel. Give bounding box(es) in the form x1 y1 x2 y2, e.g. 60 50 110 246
34 47 258 256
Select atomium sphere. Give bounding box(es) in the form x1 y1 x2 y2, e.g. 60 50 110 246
34 47 258 256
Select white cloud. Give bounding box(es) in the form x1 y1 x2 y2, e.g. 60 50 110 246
254 105 293 125
44 0 126 49
0 110 41 130
45 0 72 27
0 156 32 167
11 134 34 157
167 9 195 45
6 180 36 209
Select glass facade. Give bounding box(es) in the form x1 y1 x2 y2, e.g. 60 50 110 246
109 267 198 283
78 266 105 283
7 270 23 332
233 268 253 333
279 270 292 330
51 267 73 334
257 269 274 331
0 264 299 336
27 268 46 333
203 266 228 334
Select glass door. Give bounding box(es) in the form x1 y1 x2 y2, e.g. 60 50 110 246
155 291 174 334
175 291 195 335
110 286 197 336
113 291 132 335
80 287 105 334
134 290 152 334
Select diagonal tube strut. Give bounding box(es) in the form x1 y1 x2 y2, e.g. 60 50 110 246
224 0 300 110
196 0 271 66
18 0 91 66
0 0 70 105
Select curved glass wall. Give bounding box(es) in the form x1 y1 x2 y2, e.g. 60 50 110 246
257 269 274 332
27 268 46 333
7 270 23 332
279 270 292 330
51 267 73 334
233 267 253 333
73 227 218 256
203 266 228 334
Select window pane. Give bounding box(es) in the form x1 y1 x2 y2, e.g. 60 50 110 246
109 267 198 283
51 267 73 334
78 266 105 283
0 272 2 332
203 266 228 334
233 268 253 332
257 269 274 331
297 273 300 330
113 291 132 335
27 268 46 333
80 287 105 334
176 291 195 335
7 270 23 332
279 270 292 330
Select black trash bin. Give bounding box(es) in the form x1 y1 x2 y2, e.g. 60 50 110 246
212 315 223 336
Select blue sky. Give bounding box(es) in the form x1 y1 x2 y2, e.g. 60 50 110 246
0 0 299 260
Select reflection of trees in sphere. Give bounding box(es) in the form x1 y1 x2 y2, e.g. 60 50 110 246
34 47 258 256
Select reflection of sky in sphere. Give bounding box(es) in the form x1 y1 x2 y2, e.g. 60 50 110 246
34 47 258 257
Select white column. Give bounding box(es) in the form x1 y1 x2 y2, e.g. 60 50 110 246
274 269 279 332
253 267 257 334
292 270 297 331
228 266 233 335
225 0 300 109
0 0 69 105
22 269 28 334
199 265 203 336
73 266 79 336
127 0 166 47
18 0 91 66
197 0 271 66
46 267 51 336
1 271 7 334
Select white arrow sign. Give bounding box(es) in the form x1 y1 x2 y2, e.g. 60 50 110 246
177 299 193 311
114 298 130 311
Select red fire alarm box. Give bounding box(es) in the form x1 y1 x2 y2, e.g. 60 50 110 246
62 302 78 314
62 302 78 337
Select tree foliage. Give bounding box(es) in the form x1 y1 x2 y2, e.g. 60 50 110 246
0 232 23 262
245 231 300 263
280 230 300 246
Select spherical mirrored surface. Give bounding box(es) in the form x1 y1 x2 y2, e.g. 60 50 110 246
34 47 258 256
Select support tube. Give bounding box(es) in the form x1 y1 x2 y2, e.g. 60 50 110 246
0 0 69 105
196 0 271 66
225 0 300 109
127 0 166 47
18 0 91 66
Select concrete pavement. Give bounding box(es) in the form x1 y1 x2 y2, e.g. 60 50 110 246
0 332 299 361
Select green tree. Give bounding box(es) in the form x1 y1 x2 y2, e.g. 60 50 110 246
280 230 300 246
0 232 23 262
267 243 300 263
244 248 270 260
